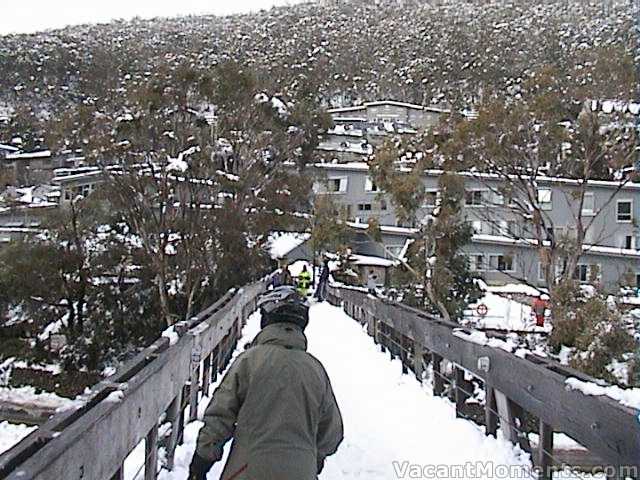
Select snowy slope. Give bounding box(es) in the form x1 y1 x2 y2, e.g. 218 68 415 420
151 303 532 480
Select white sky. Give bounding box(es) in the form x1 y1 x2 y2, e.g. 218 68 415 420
0 0 307 35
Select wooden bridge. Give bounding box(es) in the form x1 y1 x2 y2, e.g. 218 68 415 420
0 280 637 480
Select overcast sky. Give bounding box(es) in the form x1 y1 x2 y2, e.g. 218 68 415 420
0 0 306 35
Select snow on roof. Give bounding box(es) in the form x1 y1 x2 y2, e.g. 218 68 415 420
313 162 640 191
348 254 395 268
268 232 311 259
346 221 418 236
328 100 435 114
484 283 544 297
0 144 20 153
5 150 52 160
473 233 640 259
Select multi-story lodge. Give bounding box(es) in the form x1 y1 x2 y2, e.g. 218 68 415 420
311 161 640 291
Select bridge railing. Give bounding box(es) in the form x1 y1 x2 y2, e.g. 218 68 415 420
327 284 640 480
0 279 267 480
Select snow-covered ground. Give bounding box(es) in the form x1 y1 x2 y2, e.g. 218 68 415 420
466 291 550 333
148 303 532 479
0 421 37 455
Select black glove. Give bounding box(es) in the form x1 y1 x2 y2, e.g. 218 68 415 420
188 453 214 480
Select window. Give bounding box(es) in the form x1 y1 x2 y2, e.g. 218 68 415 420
387 245 404 258
423 190 439 208
380 199 387 211
469 254 485 272
617 200 632 223
623 235 634 250
537 189 552 210
574 264 601 283
357 203 372 211
489 255 514 272
465 190 487 207
364 177 381 192
327 177 348 193
582 192 595 216
538 262 546 282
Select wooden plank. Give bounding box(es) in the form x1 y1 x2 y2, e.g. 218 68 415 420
454 367 465 418
144 423 159 480
202 353 212 398
538 421 553 480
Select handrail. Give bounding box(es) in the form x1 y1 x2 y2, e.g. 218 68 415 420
327 284 640 478
0 279 267 480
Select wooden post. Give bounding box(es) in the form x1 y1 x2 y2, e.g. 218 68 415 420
432 353 444 396
485 384 498 438
211 347 219 384
189 351 201 422
538 420 554 480
400 336 408 374
454 367 465 418
166 391 183 471
177 384 187 444
413 342 424 382
202 353 212 398
494 390 518 444
144 423 159 480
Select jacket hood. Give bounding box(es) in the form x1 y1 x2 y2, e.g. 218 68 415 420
253 323 307 351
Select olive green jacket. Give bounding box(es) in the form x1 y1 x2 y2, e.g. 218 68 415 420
195 322 344 480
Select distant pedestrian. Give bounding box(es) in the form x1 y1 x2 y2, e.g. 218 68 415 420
282 264 293 286
532 293 549 327
367 272 378 296
297 265 312 297
188 286 343 480
315 259 331 301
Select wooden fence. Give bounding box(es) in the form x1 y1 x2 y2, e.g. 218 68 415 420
327 285 640 480
0 279 266 480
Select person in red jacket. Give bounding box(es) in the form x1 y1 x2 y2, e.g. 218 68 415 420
532 293 549 327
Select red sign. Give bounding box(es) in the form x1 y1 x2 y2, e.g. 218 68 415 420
476 304 489 317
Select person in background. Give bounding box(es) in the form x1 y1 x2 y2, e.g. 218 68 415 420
366 271 378 296
281 263 293 286
532 293 549 327
315 259 331 301
297 264 312 297
188 286 343 480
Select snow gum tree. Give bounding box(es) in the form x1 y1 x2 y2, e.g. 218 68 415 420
369 141 480 321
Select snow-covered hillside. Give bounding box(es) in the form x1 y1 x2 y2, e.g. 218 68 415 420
0 0 633 141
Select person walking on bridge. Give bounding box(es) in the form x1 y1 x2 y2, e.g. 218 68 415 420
314 259 331 301
296 264 312 297
189 286 344 480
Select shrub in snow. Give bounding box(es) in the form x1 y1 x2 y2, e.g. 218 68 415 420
550 281 636 384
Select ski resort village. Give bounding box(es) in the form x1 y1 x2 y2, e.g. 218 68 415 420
0 0 639 479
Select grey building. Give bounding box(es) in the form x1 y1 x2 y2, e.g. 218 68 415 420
311 161 640 292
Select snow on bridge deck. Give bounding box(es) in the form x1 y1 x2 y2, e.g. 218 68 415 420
147 302 531 480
